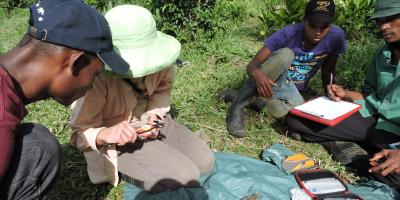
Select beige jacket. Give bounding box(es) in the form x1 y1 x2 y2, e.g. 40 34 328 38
70 67 174 186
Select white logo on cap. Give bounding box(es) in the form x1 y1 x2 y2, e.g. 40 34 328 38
37 7 44 15
315 1 330 12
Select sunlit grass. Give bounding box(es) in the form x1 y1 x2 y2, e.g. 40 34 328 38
0 1 379 199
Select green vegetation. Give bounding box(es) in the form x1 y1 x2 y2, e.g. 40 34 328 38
0 0 381 199
259 0 376 39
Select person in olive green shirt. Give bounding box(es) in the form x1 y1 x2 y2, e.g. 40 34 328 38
286 0 400 191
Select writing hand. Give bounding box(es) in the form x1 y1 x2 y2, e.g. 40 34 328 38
252 69 276 99
96 120 137 147
327 84 346 102
369 149 400 176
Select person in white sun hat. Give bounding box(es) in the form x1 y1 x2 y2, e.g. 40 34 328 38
70 5 215 193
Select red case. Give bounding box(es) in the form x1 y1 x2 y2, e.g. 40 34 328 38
294 169 363 200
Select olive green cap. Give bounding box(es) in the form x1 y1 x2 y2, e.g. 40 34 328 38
369 0 400 21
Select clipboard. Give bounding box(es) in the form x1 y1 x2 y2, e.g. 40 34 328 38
289 96 362 126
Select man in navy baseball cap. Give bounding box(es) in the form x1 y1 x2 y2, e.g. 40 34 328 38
0 0 128 199
27 0 129 73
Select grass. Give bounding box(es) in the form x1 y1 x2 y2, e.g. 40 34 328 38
0 1 380 199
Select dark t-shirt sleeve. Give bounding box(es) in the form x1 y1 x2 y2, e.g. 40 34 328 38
265 25 347 56
331 27 347 55
264 28 289 52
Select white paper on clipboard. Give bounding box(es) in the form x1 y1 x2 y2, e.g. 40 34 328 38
293 96 360 120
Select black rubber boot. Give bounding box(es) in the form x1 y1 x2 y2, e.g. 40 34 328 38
218 89 266 113
249 97 267 113
217 89 238 103
321 141 368 165
227 78 257 137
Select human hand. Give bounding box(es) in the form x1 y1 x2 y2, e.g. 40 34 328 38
137 114 161 140
327 84 346 102
369 149 400 176
96 121 137 147
252 69 276 99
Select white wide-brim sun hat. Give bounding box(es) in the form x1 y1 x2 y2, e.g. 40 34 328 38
104 5 181 78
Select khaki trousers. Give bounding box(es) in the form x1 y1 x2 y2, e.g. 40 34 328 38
117 115 215 193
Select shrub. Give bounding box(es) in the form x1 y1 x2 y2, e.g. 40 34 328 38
156 0 246 42
258 0 377 40
87 0 246 43
85 0 108 10
83 0 224 42
334 0 376 40
258 0 307 35
85 0 153 12
0 0 35 16
0 0 35 8
1 0 247 43
335 36 381 90
152 0 215 41
307 35 381 94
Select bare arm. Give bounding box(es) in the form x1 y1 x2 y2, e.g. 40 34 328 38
321 55 338 96
246 46 272 77
246 46 276 98
328 84 365 102
323 56 366 101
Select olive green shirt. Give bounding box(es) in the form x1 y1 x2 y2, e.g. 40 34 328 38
356 44 400 136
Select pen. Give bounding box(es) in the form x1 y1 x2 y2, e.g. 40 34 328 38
127 111 132 123
301 110 324 118
330 73 333 86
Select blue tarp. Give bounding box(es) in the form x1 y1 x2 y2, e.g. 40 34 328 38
124 152 399 200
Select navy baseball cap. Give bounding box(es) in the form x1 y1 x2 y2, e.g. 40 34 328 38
27 0 129 74
305 0 335 24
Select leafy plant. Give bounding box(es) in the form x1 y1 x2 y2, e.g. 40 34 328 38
258 0 376 40
258 0 307 35
85 0 153 12
334 0 376 39
0 0 35 16
2 0 246 43
335 36 381 90
152 0 222 42
85 0 109 10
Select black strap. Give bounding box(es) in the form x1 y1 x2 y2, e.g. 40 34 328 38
118 172 144 188
122 78 144 95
